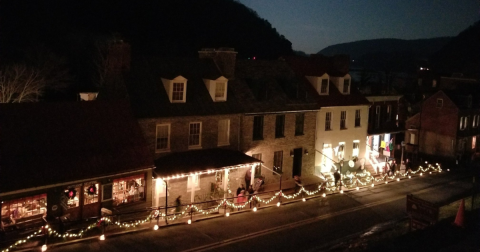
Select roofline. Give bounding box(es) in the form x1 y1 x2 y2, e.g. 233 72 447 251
366 95 403 102
244 109 319 115
319 104 370 109
0 166 155 198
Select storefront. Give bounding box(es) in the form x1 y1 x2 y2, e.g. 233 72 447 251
1 193 47 230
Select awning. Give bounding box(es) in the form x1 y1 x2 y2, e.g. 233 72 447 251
154 148 262 178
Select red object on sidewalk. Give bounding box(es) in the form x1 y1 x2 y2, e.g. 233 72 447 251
453 199 465 228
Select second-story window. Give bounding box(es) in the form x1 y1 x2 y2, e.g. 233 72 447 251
460 116 468 130
375 106 381 129
188 122 202 148
343 79 350 93
253 116 264 140
172 82 185 102
295 113 304 136
155 124 170 152
355 109 361 127
386 105 391 122
275 114 285 138
325 112 332 131
218 119 230 146
340 111 347 129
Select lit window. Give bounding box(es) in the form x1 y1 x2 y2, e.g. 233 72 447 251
352 141 360 157
156 124 170 152
1 194 47 221
172 82 185 102
84 183 99 205
112 174 146 206
410 133 416 144
189 122 202 148
187 175 200 192
218 119 230 146
460 116 468 130
436 99 443 108
473 136 476 150
215 82 227 101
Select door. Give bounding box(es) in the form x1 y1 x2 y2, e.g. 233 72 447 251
292 148 303 177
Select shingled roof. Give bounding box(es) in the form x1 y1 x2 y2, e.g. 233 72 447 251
0 100 154 194
127 57 320 118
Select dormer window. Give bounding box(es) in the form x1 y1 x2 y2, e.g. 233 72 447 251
306 73 329 95
162 76 187 103
343 79 350 94
204 76 228 102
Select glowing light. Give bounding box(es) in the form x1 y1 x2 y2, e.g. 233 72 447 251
385 181 388 184
154 225 159 230
397 178 400 181
302 198 306 202
99 234 105 241
322 193 326 197
187 219 191 224
226 213 230 217
41 245 47 251
408 176 411 179
356 187 359 190
340 190 344 194
253 207 257 212
371 184 374 187
447 169 450 171
277 202 280 207
420 173 423 176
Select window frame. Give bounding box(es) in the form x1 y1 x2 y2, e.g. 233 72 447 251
436 98 443 108
340 111 347 130
214 82 227 101
320 79 328 94
155 123 171 152
275 114 285 138
325 112 332 131
295 113 305 136
188 122 202 148
172 82 186 103
217 119 230 146
253 116 264 140
375 106 381 129
273 151 283 174
343 79 350 93
352 141 360 157
355 109 361 127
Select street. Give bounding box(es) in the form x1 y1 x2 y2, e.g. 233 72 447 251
46 171 473 252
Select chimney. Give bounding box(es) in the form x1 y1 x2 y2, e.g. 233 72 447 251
198 48 237 79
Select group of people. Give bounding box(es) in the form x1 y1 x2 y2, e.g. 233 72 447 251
236 170 265 209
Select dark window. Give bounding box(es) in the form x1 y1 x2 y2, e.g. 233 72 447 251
355 109 361 127
436 99 443 108
253 153 262 177
273 151 283 174
343 79 350 93
275 114 285 138
295 113 305 136
340 111 347 129
321 79 328 93
325 112 332 130
253 116 264 140
375 106 381 129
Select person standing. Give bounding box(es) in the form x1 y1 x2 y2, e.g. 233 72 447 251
236 184 245 196
294 175 304 197
334 169 341 188
245 169 252 189
175 195 182 214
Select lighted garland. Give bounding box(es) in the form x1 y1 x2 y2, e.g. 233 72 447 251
1 163 444 252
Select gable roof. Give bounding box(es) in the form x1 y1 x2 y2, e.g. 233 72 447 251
0 100 154 194
127 57 319 118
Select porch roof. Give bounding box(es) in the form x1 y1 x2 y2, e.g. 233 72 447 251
154 148 261 177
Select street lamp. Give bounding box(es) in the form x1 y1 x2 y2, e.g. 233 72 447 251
401 141 405 172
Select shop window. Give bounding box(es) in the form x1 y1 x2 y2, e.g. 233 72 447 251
112 174 146 206
64 184 81 209
84 183 99 205
1 194 47 225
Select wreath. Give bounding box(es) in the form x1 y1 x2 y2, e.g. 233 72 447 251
66 188 76 199
87 185 97 195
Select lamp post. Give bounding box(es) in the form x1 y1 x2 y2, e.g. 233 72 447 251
400 141 405 172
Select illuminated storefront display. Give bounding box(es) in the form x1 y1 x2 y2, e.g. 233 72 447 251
112 175 145 206
1 194 47 228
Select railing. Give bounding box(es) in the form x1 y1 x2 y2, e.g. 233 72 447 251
0 163 445 252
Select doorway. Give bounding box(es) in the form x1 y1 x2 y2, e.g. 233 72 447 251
292 148 303 177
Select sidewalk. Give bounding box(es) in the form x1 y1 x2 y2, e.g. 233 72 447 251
1 167 443 252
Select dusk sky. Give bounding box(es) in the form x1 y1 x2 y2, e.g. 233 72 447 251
237 0 480 54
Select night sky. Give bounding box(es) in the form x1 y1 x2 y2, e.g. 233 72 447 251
238 0 480 54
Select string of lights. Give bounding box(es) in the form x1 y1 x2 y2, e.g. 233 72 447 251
1 163 444 252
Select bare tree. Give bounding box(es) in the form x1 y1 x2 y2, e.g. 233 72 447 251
0 64 46 103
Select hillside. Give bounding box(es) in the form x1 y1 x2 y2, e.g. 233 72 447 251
318 38 451 60
430 21 480 78
0 0 293 60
